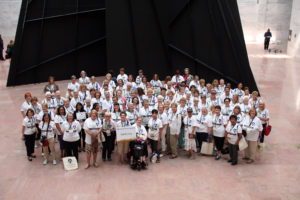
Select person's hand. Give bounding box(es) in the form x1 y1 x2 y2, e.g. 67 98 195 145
158 137 161 143
21 135 25 140
175 134 179 139
225 138 228 145
235 141 239 146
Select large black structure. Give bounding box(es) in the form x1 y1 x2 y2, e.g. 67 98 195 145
7 0 259 92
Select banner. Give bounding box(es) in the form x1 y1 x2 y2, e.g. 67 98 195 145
116 126 136 142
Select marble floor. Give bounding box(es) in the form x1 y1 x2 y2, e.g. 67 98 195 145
0 44 299 200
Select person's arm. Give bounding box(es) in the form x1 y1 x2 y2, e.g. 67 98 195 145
55 123 63 135
22 126 25 140
235 133 242 145
158 127 163 143
21 111 25 118
225 131 228 144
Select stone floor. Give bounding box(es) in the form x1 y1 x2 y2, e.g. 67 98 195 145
0 44 299 200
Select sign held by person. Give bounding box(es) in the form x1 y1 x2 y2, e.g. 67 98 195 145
116 126 136 142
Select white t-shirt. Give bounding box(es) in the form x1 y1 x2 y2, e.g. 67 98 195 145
212 114 227 137
112 112 121 123
134 124 147 141
54 97 65 107
102 119 116 136
257 109 269 125
79 77 90 85
147 118 163 140
37 111 55 122
158 112 168 126
171 75 184 83
226 122 242 144
241 116 263 141
87 82 100 91
32 103 42 121
39 121 56 139
65 105 75 114
70 97 83 108
117 74 128 84
139 107 153 126
79 91 91 101
61 120 81 142
168 112 182 135
22 117 36 135
42 99 57 112
195 114 212 133
83 118 102 144
54 115 66 135
101 99 113 112
126 110 138 125
20 101 33 115
68 82 80 93
240 104 251 115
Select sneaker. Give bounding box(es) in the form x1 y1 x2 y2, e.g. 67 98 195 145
159 154 164 158
231 162 237 166
53 160 57 165
215 154 221 160
43 160 48 165
228 159 232 163
246 159 254 164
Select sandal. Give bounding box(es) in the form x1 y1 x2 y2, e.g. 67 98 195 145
93 162 99 168
28 157 32 161
84 164 90 169
30 155 36 158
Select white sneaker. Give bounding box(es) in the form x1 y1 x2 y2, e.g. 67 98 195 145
159 154 164 158
43 160 48 165
41 153 44 156
53 160 57 165
35 144 38 148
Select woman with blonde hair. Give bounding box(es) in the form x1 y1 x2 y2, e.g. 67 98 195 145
257 102 269 143
249 91 260 109
242 108 263 163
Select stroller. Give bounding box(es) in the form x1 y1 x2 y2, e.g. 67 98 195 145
131 141 146 171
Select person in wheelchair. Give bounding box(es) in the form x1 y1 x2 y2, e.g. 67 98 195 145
130 117 148 169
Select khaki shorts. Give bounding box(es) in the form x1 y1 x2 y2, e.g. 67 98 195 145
86 142 98 154
117 141 129 155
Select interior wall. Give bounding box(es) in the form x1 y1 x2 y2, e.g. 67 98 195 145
288 0 300 60
237 0 293 52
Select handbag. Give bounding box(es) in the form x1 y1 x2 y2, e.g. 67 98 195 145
238 136 248 151
200 136 213 155
264 123 272 136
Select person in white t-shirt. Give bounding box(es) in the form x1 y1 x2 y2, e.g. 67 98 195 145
139 99 153 129
54 91 65 107
115 112 131 164
212 105 227 160
37 103 55 124
148 109 163 163
135 69 144 85
54 106 66 160
257 102 269 143
67 75 80 99
225 115 242 165
117 67 128 84
150 74 162 96
61 113 81 161
83 110 102 169
21 92 33 118
195 107 212 153
42 92 57 114
171 69 184 88
22 108 37 161
39 113 57 165
87 76 100 91
167 103 182 158
241 108 263 164
101 112 116 162
158 105 168 154
79 70 90 85
183 108 197 159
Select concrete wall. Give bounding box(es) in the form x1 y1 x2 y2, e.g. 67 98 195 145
0 0 21 42
288 0 300 59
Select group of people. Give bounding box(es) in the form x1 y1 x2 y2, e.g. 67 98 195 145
21 67 269 169
0 34 14 60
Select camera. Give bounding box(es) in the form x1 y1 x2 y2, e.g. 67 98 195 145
40 135 47 143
